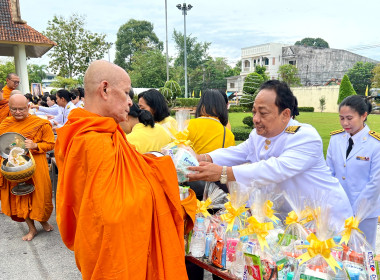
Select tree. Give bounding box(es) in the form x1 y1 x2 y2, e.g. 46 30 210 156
27 64 47 85
0 61 15 84
173 29 211 70
295 37 329 48
44 14 111 78
278 64 301 86
338 75 356 104
114 19 163 71
254 65 269 81
347 61 376 95
129 49 166 88
319 96 326 112
159 80 181 105
243 72 264 95
50 76 80 89
372 63 380 88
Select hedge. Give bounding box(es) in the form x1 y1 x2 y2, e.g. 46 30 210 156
298 107 314 112
229 106 250 112
176 98 200 107
231 127 251 141
242 116 254 128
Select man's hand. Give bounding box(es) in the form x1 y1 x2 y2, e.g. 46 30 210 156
187 162 223 182
25 139 38 150
47 115 54 120
52 120 58 126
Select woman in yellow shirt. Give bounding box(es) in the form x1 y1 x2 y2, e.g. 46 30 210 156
121 103 172 154
187 89 235 154
138 89 177 130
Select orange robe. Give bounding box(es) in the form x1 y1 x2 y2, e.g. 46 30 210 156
2 85 12 101
0 99 10 124
55 108 190 280
0 115 55 222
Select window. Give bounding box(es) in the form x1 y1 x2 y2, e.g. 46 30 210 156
289 60 296 65
264 57 269 65
244 60 250 68
272 57 275 65
230 83 235 88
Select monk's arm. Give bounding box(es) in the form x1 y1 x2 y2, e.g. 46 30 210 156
33 124 55 153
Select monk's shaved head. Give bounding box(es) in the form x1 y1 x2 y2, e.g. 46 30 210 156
10 90 22 96
84 60 131 97
9 94 28 107
83 60 132 123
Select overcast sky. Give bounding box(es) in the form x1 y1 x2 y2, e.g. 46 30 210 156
18 0 380 67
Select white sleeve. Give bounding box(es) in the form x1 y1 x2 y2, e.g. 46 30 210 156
325 138 335 176
39 106 59 116
232 131 321 185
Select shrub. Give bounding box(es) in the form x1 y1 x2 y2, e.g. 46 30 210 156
231 127 251 141
242 116 254 128
229 106 249 112
298 107 314 112
337 75 356 104
243 72 264 95
176 98 200 107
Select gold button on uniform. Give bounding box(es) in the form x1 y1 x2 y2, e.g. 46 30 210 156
264 139 271 150
344 164 346 167
342 176 346 180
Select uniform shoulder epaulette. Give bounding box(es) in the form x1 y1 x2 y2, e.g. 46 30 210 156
330 129 344 136
369 130 380 141
285 126 301 134
67 105 71 109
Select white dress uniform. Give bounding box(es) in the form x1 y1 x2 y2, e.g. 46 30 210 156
38 104 61 116
76 100 84 108
51 101 76 128
326 125 380 248
208 119 353 227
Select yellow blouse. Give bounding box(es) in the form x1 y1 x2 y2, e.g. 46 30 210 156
157 116 177 129
126 123 172 154
187 117 235 154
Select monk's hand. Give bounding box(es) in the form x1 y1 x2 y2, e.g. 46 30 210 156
25 139 38 150
187 162 223 182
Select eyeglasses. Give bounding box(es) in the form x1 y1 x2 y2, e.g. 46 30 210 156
10 80 20 85
10 107 28 113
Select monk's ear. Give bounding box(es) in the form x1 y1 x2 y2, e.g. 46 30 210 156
100 81 109 100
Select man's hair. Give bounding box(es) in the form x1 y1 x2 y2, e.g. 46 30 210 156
138 89 170 122
258 80 299 118
6 73 18 79
195 89 228 126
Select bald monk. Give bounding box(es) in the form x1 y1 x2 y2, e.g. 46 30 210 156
55 60 195 280
0 94 54 240
2 73 20 101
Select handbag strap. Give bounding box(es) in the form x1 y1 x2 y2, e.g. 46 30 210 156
222 126 226 148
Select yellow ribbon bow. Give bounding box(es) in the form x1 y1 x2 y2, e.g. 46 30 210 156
196 198 212 217
300 207 320 225
220 201 246 232
285 211 299 225
239 216 274 251
340 216 363 245
263 200 280 224
297 233 341 273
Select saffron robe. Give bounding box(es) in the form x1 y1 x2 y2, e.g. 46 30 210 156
55 108 190 280
0 99 10 124
0 115 54 222
2 85 12 101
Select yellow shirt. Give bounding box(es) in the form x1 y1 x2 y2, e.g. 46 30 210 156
157 116 177 129
126 123 172 154
187 117 235 154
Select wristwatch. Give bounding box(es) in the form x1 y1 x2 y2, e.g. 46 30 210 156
220 166 228 184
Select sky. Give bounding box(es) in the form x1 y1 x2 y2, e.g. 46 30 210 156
18 0 380 68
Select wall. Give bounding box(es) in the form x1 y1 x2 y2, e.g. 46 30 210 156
291 85 339 113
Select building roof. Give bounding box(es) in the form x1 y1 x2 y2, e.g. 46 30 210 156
0 0 56 57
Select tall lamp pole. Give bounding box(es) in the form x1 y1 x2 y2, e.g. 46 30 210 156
165 0 169 81
176 3 192 98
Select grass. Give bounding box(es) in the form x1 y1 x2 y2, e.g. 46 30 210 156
229 112 380 156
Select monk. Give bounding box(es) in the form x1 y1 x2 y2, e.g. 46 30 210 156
0 83 11 124
0 94 54 240
55 60 195 280
2 73 20 101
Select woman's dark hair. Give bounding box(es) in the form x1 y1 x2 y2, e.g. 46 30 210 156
129 103 155 128
220 91 229 104
77 87 85 99
258 80 299 118
138 89 170 122
57 89 75 103
339 95 372 121
70 89 80 100
40 101 48 107
41 95 48 102
48 94 57 103
195 89 228 126
24 93 33 102
129 87 134 99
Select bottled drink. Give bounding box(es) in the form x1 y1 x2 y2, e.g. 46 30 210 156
190 217 206 258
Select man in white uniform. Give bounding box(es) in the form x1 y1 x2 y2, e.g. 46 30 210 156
188 80 353 226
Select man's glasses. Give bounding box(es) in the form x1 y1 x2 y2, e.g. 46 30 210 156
10 107 27 113
10 80 20 85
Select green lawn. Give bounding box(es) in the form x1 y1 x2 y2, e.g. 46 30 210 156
229 112 380 156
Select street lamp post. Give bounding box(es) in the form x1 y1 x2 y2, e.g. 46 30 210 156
176 3 192 98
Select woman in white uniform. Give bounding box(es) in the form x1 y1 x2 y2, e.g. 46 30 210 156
326 95 380 248
52 89 76 128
